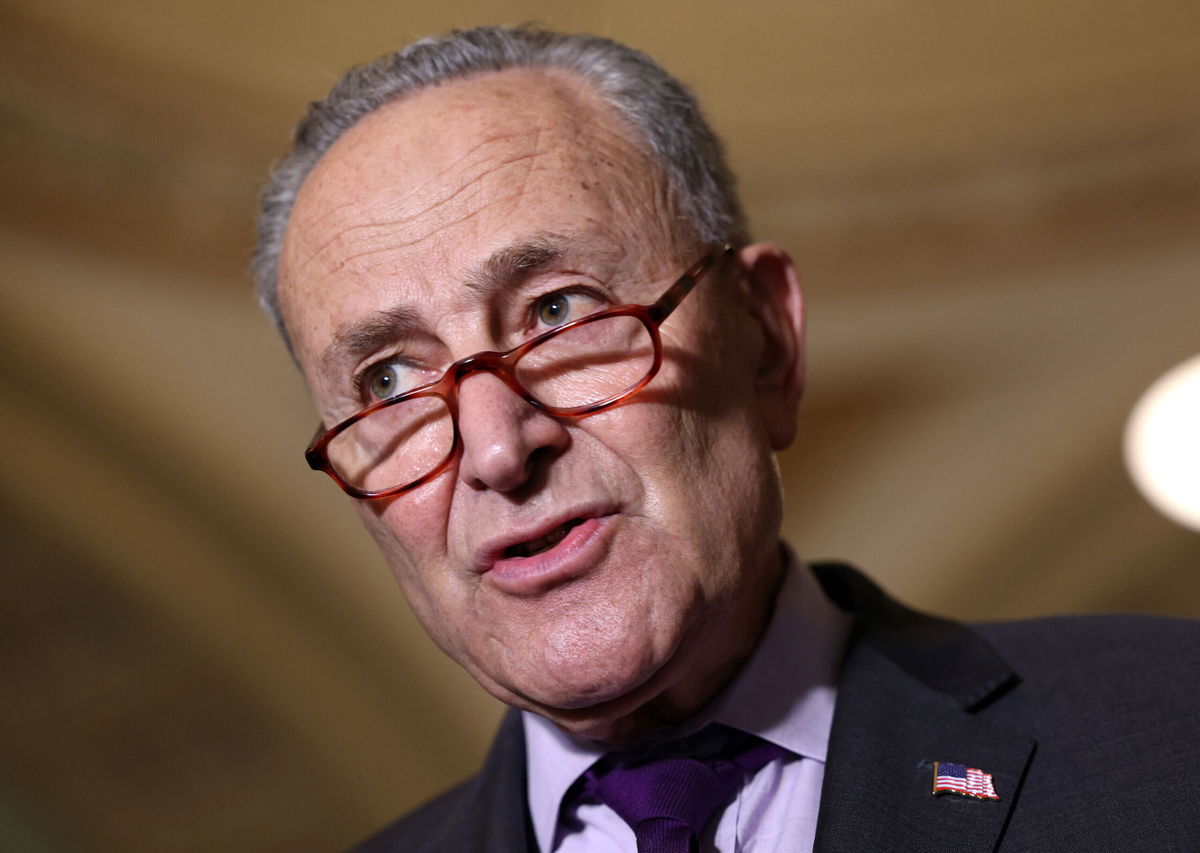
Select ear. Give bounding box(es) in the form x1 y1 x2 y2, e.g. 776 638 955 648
734 243 806 451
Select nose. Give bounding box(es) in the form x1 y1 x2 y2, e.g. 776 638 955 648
455 371 569 492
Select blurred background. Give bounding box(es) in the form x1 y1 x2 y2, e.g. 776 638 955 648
2 0 1198 849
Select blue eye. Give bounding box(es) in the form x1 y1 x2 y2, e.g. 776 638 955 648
537 293 573 327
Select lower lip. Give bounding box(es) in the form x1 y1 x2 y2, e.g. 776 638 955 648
484 516 611 595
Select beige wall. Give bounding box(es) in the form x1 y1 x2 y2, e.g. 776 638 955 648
2 2 1198 849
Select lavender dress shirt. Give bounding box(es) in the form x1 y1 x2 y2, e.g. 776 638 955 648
523 554 850 852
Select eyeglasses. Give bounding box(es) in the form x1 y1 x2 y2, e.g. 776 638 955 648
305 245 734 499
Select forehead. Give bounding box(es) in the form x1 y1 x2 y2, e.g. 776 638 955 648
277 69 677 363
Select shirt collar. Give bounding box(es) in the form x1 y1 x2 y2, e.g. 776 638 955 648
523 548 850 853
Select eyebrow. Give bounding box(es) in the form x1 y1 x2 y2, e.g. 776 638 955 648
320 305 424 383
462 233 569 296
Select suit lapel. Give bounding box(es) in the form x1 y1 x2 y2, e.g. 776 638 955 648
812 564 1036 853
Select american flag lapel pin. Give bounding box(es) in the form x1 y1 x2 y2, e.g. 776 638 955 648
932 761 1001 800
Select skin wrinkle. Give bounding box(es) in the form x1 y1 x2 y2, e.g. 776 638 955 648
285 68 681 293
302 152 546 281
291 134 547 285
512 125 543 220
299 126 527 248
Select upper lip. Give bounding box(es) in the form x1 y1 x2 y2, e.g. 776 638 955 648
472 502 615 572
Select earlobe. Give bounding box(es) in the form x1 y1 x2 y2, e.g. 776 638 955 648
735 244 806 451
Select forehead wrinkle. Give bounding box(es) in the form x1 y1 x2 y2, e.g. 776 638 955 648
422 127 546 201
299 145 547 281
288 76 646 287
311 187 552 286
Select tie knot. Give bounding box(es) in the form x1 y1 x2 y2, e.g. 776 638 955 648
582 727 786 853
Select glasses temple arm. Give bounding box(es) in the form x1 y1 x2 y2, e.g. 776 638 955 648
648 244 734 323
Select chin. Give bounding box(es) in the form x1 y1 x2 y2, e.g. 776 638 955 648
496 642 696 744
520 660 661 714
528 690 663 744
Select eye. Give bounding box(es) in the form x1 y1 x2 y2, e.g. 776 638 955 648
531 287 607 331
360 358 425 402
536 293 573 327
368 365 400 399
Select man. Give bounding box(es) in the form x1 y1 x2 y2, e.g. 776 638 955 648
253 26 1200 852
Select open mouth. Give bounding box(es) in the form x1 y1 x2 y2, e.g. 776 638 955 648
503 518 585 559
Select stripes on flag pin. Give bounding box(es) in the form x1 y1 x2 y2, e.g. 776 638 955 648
932 761 1000 800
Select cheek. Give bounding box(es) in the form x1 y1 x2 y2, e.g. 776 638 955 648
624 359 777 557
355 475 457 601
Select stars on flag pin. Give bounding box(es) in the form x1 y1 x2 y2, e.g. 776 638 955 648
932 761 1000 800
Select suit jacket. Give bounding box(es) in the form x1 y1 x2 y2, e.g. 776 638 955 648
354 563 1200 852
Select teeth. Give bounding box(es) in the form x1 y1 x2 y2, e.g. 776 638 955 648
506 519 582 558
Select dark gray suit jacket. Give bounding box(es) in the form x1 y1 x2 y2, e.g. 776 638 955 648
354 563 1200 851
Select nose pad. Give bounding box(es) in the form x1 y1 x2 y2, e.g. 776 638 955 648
455 371 569 492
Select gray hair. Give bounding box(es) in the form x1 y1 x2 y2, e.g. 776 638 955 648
252 25 748 352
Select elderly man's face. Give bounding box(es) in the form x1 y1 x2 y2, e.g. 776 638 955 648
278 69 803 742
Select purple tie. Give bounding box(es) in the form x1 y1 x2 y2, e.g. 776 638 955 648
582 727 787 853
